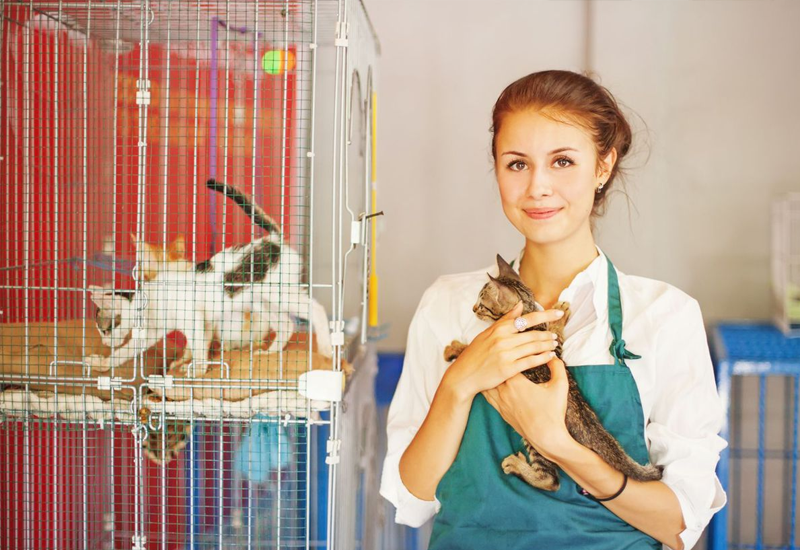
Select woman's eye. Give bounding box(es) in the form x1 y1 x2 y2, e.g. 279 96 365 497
554 156 574 168
507 160 526 171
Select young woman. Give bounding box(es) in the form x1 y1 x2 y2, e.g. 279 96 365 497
379 70 727 550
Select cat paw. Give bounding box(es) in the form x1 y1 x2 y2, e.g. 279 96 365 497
443 340 467 362
547 301 571 341
501 452 529 476
86 354 111 372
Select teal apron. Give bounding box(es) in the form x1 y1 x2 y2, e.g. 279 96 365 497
429 258 660 550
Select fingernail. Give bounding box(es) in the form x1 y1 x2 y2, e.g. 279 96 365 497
554 310 564 318
552 333 558 340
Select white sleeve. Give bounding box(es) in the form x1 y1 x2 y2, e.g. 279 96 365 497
379 285 451 528
645 298 728 550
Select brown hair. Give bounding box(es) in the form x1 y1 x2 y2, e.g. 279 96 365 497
490 70 634 216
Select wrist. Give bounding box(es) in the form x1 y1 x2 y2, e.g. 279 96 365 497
440 368 476 405
535 429 579 463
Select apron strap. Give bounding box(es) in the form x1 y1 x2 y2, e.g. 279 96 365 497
606 257 641 367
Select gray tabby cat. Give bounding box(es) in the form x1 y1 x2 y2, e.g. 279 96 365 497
444 254 662 492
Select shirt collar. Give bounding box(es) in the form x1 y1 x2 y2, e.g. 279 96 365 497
504 244 610 317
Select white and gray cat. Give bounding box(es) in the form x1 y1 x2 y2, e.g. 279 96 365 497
444 255 662 492
87 179 332 375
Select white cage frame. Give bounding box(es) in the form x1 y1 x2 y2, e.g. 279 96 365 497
0 0 381 548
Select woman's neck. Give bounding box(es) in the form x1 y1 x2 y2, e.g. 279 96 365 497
518 233 599 310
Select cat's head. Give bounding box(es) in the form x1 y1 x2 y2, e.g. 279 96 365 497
132 234 187 281
89 286 135 348
473 254 528 322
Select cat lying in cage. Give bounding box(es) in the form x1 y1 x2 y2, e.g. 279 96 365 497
86 179 332 376
443 255 662 492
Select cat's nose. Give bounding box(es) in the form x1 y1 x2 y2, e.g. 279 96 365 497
472 305 478 313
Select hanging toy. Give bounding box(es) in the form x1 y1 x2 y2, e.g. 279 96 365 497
262 49 296 75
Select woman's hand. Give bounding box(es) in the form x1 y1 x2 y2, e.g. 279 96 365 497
442 301 564 403
482 357 574 460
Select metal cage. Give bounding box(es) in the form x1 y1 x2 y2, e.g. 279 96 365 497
0 0 381 548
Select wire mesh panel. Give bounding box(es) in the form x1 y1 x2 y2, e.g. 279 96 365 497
0 0 380 548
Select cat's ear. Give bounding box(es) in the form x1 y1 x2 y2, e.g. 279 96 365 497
88 285 114 308
168 235 186 261
131 235 160 282
496 254 520 280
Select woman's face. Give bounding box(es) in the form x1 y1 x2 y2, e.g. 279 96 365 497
494 109 615 247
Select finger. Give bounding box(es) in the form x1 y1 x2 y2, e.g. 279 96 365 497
520 307 565 327
547 357 567 383
504 329 559 348
507 338 558 358
511 349 556 375
500 307 564 337
499 300 524 321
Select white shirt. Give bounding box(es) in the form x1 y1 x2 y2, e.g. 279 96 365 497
379 246 728 550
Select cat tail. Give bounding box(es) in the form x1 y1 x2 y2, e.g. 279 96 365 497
206 179 281 236
592 426 664 482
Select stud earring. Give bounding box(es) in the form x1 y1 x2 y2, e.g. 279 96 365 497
596 182 605 193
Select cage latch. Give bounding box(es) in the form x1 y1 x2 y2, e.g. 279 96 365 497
131 535 147 550
147 375 174 389
325 438 342 465
136 79 151 106
97 376 123 391
298 370 344 402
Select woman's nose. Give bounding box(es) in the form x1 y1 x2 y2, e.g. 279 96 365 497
526 168 553 198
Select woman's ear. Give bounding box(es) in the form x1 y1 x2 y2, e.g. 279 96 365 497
598 147 617 179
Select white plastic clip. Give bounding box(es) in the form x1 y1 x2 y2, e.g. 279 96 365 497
298 370 344 402
325 438 341 465
335 21 349 48
350 220 362 245
135 80 151 106
132 327 146 341
97 377 122 391
147 375 174 389
306 151 315 158
329 319 345 347
309 43 317 50
132 535 147 550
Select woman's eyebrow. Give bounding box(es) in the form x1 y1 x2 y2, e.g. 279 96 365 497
501 147 579 157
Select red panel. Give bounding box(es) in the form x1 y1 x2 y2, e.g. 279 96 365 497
1 5 298 549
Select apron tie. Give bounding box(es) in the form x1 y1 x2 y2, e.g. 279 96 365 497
610 338 641 367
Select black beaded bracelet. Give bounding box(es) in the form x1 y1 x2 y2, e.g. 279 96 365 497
581 474 628 503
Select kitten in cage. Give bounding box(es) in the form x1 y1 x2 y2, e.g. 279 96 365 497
443 255 662 492
87 179 332 375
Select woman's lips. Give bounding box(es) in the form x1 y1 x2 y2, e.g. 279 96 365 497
524 208 561 220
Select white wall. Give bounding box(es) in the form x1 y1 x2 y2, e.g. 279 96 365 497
365 0 800 351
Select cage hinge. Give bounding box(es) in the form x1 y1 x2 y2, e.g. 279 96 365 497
136 79 151 106
309 42 317 50
325 438 342 465
131 535 147 550
97 376 123 391
298 370 344 402
147 374 174 389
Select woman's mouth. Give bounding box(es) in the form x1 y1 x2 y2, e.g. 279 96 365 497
524 208 561 220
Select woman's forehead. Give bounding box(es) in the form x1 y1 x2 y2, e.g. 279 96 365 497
497 110 594 154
